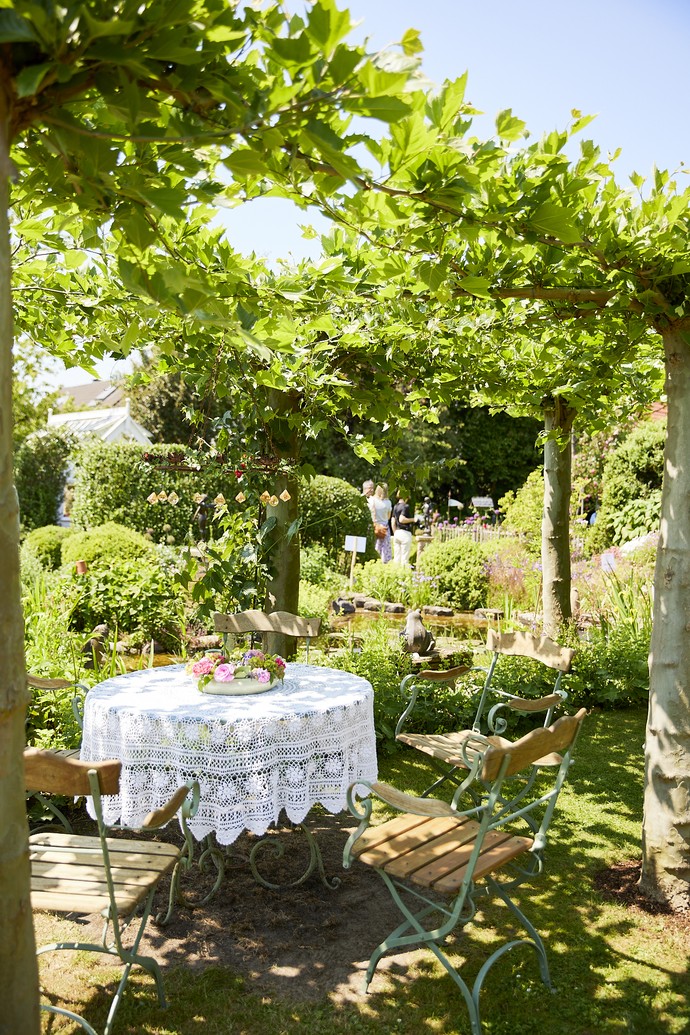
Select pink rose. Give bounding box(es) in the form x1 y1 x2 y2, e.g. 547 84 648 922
192 657 214 677
213 663 235 683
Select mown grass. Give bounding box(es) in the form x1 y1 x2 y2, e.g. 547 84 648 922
36 707 690 1035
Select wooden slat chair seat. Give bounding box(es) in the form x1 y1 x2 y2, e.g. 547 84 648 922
344 708 587 1035
395 630 575 797
214 609 321 660
25 748 199 1035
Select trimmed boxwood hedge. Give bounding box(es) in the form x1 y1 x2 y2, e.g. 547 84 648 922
23 525 75 570
417 536 488 611
299 474 374 560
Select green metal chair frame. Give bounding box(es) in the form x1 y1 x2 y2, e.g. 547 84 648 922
213 609 321 661
25 748 200 1035
344 708 587 1035
26 674 89 833
395 629 574 797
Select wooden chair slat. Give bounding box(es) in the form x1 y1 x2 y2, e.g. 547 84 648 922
350 813 438 858
31 861 174 887
30 847 180 872
352 816 461 867
431 834 533 893
486 628 575 672
213 609 321 639
25 748 121 797
29 831 180 858
481 709 587 781
370 820 481 879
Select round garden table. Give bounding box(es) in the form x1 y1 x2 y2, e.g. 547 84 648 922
80 662 377 847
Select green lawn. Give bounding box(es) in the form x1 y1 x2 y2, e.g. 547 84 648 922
36 707 690 1034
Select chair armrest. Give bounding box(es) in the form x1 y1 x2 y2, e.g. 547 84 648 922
141 781 200 829
506 692 565 713
367 781 457 818
395 665 482 738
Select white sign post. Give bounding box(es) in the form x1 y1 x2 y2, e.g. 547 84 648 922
344 535 367 588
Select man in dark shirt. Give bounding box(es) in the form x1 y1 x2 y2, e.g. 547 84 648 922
392 492 415 565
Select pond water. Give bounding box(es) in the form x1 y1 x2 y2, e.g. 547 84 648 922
330 610 488 648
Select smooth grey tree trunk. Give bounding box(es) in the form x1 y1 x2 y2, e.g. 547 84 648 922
0 71 40 1034
640 322 690 909
541 398 575 639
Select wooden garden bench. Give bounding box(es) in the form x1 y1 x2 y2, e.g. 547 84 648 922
395 629 574 796
344 707 587 1035
25 748 199 1035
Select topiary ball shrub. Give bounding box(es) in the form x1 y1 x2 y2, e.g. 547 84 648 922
23 525 75 570
299 475 374 560
62 521 158 569
417 537 488 612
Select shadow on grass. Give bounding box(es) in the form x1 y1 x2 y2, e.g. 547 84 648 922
36 707 689 1035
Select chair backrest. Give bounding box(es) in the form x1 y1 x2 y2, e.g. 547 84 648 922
479 708 586 782
214 610 321 659
471 629 574 735
486 629 575 672
24 747 121 798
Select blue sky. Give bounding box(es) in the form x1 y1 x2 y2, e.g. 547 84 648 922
221 0 690 261
58 0 689 385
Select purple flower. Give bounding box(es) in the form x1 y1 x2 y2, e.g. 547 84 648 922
213 663 235 682
243 649 265 663
253 668 271 683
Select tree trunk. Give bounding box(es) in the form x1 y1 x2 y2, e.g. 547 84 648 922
0 71 40 1034
541 398 575 638
263 391 301 659
640 322 690 910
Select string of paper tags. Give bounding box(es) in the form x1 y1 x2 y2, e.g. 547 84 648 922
146 489 291 507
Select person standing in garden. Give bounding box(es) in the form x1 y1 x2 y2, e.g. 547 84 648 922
392 490 416 566
369 483 392 563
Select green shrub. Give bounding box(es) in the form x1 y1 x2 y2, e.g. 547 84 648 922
69 555 185 650
23 525 75 570
298 582 334 625
497 468 544 551
62 521 158 568
591 420 665 549
299 543 343 591
313 623 413 748
417 537 488 611
355 559 414 604
15 430 72 533
69 439 238 544
299 475 374 560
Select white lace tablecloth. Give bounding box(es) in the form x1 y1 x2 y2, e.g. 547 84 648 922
80 663 377 845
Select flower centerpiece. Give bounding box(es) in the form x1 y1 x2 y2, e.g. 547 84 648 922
187 649 286 696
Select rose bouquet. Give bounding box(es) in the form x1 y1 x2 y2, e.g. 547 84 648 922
187 649 286 692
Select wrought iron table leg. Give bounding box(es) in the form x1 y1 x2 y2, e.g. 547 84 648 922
249 822 341 891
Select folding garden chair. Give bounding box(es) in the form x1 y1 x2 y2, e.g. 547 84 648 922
25 748 200 1035
344 707 587 1035
395 629 574 796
